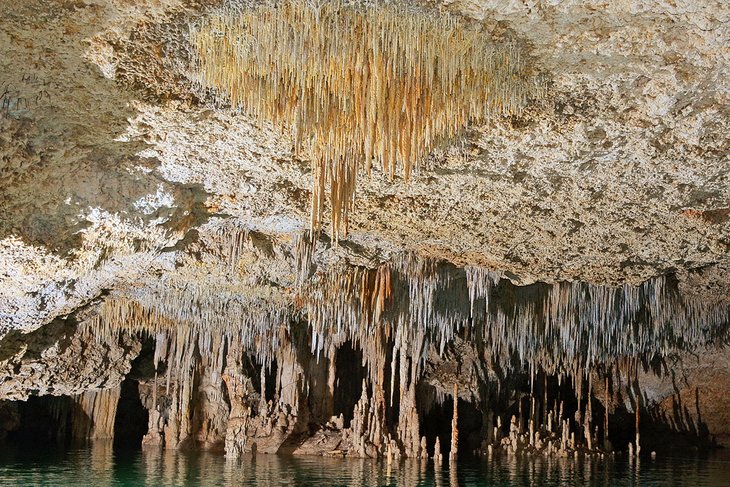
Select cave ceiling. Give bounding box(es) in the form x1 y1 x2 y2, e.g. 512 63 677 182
0 0 728 337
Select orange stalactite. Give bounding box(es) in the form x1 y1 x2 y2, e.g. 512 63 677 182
191 0 544 240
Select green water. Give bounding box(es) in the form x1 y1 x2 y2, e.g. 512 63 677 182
0 443 729 486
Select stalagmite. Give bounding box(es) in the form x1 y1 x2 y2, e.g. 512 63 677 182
529 419 535 448
326 355 336 418
260 367 267 415
434 437 443 465
223 341 256 459
450 383 459 460
420 437 429 460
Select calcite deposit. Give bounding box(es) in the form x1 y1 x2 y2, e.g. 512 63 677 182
0 0 728 462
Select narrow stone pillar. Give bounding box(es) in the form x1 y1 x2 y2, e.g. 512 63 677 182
635 399 641 456
450 383 458 460
420 436 429 459
484 410 493 445
326 354 336 417
604 375 609 449
434 437 443 465
260 366 267 414
543 373 548 426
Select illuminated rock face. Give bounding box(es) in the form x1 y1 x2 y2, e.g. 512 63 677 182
191 0 544 239
0 0 729 456
2 240 728 455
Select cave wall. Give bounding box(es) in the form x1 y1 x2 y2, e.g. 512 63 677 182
0 317 140 401
638 348 730 447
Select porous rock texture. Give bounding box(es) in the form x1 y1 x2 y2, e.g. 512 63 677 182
0 0 728 457
0 317 140 401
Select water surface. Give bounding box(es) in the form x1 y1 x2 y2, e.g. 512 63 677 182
1 443 728 486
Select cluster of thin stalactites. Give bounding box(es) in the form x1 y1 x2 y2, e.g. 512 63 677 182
190 0 546 239
85 252 729 384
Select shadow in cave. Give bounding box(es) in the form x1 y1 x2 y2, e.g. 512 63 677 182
333 341 366 428
112 335 155 451
113 378 148 451
5 395 74 446
263 359 278 404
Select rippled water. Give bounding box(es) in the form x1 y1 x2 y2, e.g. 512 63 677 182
1 443 729 486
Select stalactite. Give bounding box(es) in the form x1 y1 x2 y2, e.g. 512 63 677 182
80 231 730 459
88 244 730 396
465 266 501 321
191 0 545 238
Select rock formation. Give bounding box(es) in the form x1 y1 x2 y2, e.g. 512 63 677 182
0 0 728 463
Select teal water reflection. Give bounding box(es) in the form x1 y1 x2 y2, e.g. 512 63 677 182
1 442 729 486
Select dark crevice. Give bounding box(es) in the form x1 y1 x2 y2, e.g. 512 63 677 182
113 379 148 450
333 341 365 428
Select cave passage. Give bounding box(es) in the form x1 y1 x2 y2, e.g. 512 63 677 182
113 379 148 450
333 341 366 428
6 396 72 445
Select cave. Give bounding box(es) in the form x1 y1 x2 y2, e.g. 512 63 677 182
1 0 730 484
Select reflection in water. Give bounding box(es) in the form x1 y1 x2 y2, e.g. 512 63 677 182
0 444 729 486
